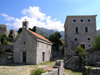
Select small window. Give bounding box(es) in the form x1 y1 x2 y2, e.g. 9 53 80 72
76 27 78 33
89 45 90 47
74 38 77 41
88 38 90 40
85 27 88 32
88 19 90 22
24 41 25 44
73 19 76 22
80 19 83 22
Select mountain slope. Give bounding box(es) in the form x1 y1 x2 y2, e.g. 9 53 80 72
97 29 100 35
36 27 64 39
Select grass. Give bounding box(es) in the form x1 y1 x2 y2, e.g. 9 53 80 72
0 61 55 75
0 61 82 75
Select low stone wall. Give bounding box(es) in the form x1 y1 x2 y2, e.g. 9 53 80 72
0 57 12 64
42 68 58 75
64 56 81 71
82 66 100 75
90 68 100 75
42 60 64 75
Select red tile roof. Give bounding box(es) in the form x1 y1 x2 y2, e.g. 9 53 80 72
28 30 51 43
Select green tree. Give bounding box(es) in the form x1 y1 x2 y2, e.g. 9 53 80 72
32 26 36 33
18 28 22 34
49 31 62 51
9 29 13 34
91 35 100 51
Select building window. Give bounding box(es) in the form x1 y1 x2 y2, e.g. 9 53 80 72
85 27 88 32
23 41 25 44
76 27 78 33
80 19 83 22
74 38 77 41
73 19 76 22
88 38 90 40
88 19 90 22
89 45 90 47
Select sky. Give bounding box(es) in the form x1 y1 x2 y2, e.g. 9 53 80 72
0 0 100 31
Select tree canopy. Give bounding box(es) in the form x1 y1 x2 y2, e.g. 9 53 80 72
18 26 36 34
49 31 62 51
91 35 100 51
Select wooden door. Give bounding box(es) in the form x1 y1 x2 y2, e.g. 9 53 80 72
23 52 26 63
81 44 85 49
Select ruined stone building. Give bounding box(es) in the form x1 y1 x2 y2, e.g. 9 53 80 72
0 24 9 36
64 15 97 55
13 20 52 64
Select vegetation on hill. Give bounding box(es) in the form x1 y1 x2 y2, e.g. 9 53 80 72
0 34 12 55
49 32 62 51
97 29 100 35
18 26 37 34
91 35 100 52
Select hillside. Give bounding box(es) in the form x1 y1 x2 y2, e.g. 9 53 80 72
97 29 100 35
36 27 64 39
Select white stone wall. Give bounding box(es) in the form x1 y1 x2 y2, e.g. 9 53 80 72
36 39 51 64
64 16 97 50
13 30 37 64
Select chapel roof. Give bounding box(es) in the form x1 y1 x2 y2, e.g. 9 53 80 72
28 30 51 43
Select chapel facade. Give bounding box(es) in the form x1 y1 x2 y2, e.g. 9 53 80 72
13 20 52 64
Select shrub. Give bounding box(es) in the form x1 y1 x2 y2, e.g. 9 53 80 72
30 68 46 75
75 46 87 70
75 46 86 54
91 35 100 52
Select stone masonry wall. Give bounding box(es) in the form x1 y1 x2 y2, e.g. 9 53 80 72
42 60 64 75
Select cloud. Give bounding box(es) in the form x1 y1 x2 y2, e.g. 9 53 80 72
2 6 64 31
21 6 46 21
2 13 15 21
97 28 100 30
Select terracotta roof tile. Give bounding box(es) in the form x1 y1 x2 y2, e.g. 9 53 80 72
28 30 51 43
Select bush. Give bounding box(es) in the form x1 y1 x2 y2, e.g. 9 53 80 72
75 46 86 54
75 46 87 70
91 35 100 52
30 68 46 75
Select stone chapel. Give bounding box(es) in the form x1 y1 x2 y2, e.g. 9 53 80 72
13 20 52 64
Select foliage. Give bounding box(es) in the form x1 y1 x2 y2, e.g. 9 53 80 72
91 35 100 52
30 68 45 75
9 29 13 34
78 53 87 66
32 26 36 33
7 37 11 41
61 40 65 54
18 28 22 34
75 46 86 54
82 66 93 75
75 46 87 68
0 34 8 45
18 26 37 34
49 31 62 51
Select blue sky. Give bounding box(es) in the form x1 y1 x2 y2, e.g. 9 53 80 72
0 0 100 31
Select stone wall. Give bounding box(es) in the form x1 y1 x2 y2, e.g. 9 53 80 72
82 66 100 75
90 68 100 75
85 51 100 66
0 53 13 64
0 24 8 36
42 60 64 75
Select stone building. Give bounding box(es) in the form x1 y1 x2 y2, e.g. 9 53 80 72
64 15 97 55
0 24 9 36
13 20 52 64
